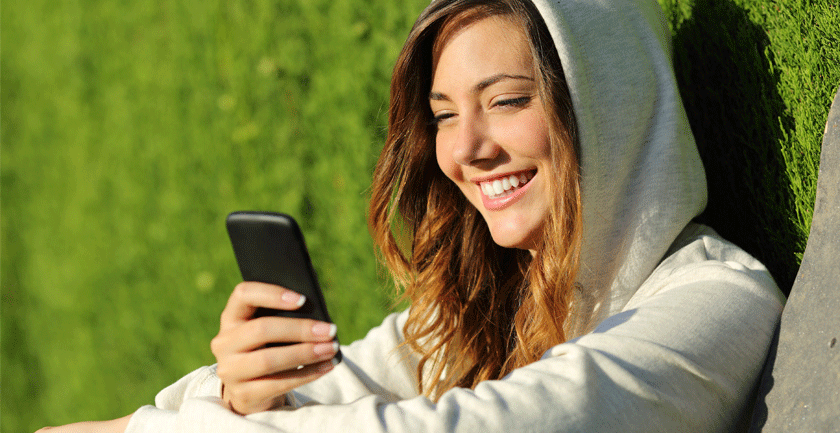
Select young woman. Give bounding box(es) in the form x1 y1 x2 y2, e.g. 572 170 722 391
40 0 784 431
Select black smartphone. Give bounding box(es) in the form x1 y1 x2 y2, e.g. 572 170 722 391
226 211 340 361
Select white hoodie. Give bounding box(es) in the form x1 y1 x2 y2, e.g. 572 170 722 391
127 0 784 431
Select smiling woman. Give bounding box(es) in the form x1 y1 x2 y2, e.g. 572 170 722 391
38 0 784 432
429 6 577 251
431 16 557 252
429 18 556 250
382 5 584 398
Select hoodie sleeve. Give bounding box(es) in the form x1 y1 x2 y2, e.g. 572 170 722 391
125 232 783 433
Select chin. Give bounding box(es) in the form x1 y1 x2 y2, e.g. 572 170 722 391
472 201 544 251
476 200 547 253
488 228 537 251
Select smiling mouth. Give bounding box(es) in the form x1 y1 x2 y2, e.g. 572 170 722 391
478 170 535 199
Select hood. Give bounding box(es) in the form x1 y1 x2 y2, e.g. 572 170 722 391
530 0 707 334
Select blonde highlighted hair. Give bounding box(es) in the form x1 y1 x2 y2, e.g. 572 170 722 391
368 0 581 400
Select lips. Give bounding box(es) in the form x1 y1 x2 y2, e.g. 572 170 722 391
477 170 535 199
475 170 536 211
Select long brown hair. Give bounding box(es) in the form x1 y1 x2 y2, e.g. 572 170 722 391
368 0 581 400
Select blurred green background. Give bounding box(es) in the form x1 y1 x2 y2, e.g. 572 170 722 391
2 0 837 431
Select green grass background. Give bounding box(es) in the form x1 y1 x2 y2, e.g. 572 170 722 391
2 0 837 431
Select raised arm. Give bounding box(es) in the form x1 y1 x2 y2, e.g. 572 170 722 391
126 233 783 433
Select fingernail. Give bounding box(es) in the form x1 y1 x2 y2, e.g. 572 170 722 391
282 291 306 307
313 341 339 356
312 322 337 338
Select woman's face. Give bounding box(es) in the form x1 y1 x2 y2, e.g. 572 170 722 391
431 16 553 252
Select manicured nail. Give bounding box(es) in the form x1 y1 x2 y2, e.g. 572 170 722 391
312 322 337 338
282 291 306 307
313 341 339 356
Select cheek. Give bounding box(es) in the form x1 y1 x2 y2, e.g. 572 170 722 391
520 114 551 157
435 134 458 181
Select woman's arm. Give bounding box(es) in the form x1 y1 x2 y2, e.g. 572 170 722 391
146 310 417 409
124 311 419 433
134 293 417 418
126 234 784 433
250 260 782 432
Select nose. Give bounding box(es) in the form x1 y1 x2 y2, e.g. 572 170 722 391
450 114 499 166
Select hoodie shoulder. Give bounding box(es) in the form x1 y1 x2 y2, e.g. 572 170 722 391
627 223 785 310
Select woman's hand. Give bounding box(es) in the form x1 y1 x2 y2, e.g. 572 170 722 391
36 413 132 433
211 282 339 415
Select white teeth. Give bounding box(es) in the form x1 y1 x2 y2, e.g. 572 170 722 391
479 172 533 199
492 180 504 195
482 183 493 196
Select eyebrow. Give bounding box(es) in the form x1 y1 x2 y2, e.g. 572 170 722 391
429 73 534 101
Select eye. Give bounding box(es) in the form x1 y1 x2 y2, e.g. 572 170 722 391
431 111 456 126
493 96 532 108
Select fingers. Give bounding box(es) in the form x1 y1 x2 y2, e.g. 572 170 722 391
215 341 340 384
223 359 337 414
213 281 342 415
211 316 337 355
219 282 305 332
213 330 341 414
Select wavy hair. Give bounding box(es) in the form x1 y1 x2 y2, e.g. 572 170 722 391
368 0 581 400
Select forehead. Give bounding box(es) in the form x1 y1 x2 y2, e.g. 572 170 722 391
431 16 533 88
